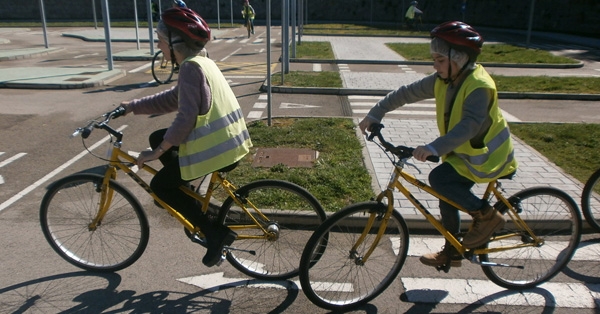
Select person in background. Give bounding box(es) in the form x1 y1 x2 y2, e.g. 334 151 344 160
241 0 256 34
118 7 252 268
152 1 159 21
405 1 423 29
359 21 517 269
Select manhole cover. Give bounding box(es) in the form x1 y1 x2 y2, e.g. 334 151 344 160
252 148 319 168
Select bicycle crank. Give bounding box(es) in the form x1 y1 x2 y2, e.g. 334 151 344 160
467 256 525 269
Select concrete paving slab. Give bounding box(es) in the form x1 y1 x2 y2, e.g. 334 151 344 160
0 67 125 89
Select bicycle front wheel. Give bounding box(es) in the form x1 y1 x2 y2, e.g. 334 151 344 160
582 168 600 232
299 201 409 311
218 179 326 280
40 173 150 272
151 50 174 84
482 187 581 289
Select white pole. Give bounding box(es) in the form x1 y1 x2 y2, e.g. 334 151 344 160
39 0 49 48
266 0 272 126
101 0 114 70
134 0 140 50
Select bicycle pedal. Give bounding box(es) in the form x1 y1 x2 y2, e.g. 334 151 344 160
215 250 227 266
435 263 452 273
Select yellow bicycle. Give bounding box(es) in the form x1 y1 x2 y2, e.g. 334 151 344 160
299 123 581 311
40 108 326 280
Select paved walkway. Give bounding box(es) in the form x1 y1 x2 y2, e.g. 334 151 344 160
0 27 591 223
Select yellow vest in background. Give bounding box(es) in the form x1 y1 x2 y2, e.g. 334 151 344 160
434 64 518 183
179 56 252 180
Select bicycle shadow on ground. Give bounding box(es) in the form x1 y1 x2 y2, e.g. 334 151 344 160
0 271 301 313
562 236 600 284
83 82 161 94
401 287 559 313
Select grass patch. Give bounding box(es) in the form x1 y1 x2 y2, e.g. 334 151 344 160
385 43 578 64
283 42 597 94
270 70 599 94
302 23 428 36
271 71 342 88
492 75 600 94
295 41 335 59
231 118 373 212
509 123 600 183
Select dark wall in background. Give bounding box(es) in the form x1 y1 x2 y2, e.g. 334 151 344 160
2 0 599 37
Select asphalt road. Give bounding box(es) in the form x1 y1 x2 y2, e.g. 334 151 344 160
1 26 600 313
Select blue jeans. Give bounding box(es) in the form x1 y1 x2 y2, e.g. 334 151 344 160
429 162 486 235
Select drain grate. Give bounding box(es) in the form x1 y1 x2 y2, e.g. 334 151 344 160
252 148 319 168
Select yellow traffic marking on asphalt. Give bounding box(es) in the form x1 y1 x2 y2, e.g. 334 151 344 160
216 62 277 75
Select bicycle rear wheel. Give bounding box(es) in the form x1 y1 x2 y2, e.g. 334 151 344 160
218 179 326 280
299 201 409 311
582 168 600 232
482 187 581 289
151 50 174 84
40 173 149 272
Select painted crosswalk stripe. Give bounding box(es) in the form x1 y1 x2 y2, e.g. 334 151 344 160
402 277 598 308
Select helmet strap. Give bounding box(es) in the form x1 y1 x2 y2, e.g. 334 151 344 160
167 30 179 67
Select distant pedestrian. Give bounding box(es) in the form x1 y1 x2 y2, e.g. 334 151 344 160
405 1 423 29
241 0 255 35
152 1 159 22
173 0 187 8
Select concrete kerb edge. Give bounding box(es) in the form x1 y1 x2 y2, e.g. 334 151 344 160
353 117 383 196
0 47 65 61
260 82 600 101
290 58 584 69
61 33 155 43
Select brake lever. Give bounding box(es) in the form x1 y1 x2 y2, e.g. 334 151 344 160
403 160 421 174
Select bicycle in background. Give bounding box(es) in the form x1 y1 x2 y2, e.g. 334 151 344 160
40 108 326 280
582 167 600 232
151 48 209 84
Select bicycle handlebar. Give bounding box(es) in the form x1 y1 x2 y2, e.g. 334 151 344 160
367 123 439 163
72 107 125 141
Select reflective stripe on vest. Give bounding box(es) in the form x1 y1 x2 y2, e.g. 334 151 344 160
434 64 518 183
178 56 252 180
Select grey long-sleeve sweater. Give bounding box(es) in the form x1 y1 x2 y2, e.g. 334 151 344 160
366 71 494 156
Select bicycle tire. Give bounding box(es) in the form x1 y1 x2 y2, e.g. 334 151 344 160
246 18 251 38
151 50 174 84
40 173 150 272
218 179 326 280
582 168 600 232
482 187 581 289
299 201 409 311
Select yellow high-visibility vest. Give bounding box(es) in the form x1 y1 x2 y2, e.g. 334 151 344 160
434 64 517 183
179 55 252 180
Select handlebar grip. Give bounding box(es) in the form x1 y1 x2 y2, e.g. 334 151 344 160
80 121 96 139
109 106 126 119
367 123 384 141
81 125 94 139
426 155 440 163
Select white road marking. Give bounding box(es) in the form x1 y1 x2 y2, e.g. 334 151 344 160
0 126 127 213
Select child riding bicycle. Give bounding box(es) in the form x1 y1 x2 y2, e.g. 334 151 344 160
359 21 518 268
242 0 255 34
118 7 252 268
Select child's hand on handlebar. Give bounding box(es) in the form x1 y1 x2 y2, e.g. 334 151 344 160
413 145 434 162
358 117 378 135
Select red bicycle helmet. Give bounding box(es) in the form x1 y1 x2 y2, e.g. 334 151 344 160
430 21 483 58
161 7 211 47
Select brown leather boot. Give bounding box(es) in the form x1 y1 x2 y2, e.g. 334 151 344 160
419 243 462 267
462 203 505 248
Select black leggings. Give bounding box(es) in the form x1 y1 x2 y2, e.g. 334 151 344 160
149 129 210 229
